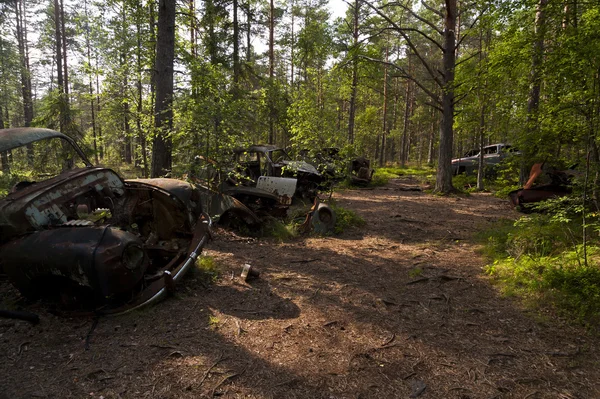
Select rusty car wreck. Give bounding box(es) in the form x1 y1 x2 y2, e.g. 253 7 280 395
0 128 212 314
508 163 573 211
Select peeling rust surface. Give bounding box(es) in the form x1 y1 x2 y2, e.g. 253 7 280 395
0 128 213 314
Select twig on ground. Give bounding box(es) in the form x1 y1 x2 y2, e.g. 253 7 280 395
211 367 245 397
290 258 321 264
198 352 224 387
84 317 99 351
381 333 396 347
18 341 31 356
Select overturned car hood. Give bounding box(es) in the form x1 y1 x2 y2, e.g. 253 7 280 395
281 160 321 176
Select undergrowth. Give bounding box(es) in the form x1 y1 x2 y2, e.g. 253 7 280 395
479 197 600 326
329 202 366 234
194 256 220 284
343 165 435 188
258 201 365 239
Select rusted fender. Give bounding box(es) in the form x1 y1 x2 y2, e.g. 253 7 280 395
101 213 212 315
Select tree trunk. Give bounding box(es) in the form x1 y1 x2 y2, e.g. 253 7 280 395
435 0 457 193
122 3 131 164
53 0 64 131
401 52 412 167
189 0 196 57
95 52 103 159
151 0 176 177
268 0 275 144
16 0 33 127
60 0 69 101
84 0 98 164
245 0 252 63
0 105 8 174
522 0 548 183
379 43 389 167
137 2 148 177
290 0 295 90
347 0 359 145
233 0 240 85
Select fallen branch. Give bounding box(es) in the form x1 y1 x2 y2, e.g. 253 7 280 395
381 333 396 347
211 367 245 397
84 317 99 351
199 352 224 387
289 258 321 264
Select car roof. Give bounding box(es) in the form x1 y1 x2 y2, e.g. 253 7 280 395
233 144 282 153
0 127 92 166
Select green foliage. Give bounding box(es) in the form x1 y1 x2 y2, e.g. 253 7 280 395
261 217 299 241
329 202 365 234
480 199 600 325
194 256 220 284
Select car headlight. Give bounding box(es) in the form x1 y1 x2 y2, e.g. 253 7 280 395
122 244 145 270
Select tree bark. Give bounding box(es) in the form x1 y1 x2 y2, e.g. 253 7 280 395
84 0 98 164
268 0 275 144
151 0 176 177
0 104 8 174
379 42 389 167
233 0 240 85
60 0 69 101
522 0 548 183
347 0 359 145
137 2 148 177
435 0 457 193
401 52 413 167
53 0 64 132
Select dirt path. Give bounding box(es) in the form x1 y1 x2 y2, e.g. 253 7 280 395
2 177 600 398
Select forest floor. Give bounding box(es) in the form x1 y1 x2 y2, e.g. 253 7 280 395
2 177 600 399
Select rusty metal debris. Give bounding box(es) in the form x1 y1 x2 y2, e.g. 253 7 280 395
0 128 212 314
350 157 374 186
300 198 337 234
240 264 260 281
508 163 573 211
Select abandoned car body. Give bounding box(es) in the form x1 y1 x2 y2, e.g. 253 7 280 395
508 163 573 211
0 128 211 314
451 143 519 175
229 145 325 201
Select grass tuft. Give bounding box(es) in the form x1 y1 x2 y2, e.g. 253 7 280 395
479 212 600 327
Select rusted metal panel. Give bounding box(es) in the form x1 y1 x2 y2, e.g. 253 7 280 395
0 226 148 302
0 128 92 166
508 163 573 210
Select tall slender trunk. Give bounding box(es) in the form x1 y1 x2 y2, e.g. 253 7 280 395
95 52 103 159
15 0 34 162
435 0 457 193
16 0 33 127
189 0 196 57
0 104 8 173
427 106 436 165
122 3 131 164
60 0 69 101
245 0 252 63
84 0 98 164
53 0 65 131
379 43 389 167
522 0 549 183
137 2 148 177
347 0 359 145
233 0 240 85
290 0 295 90
401 52 413 167
151 0 176 177
268 0 275 144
